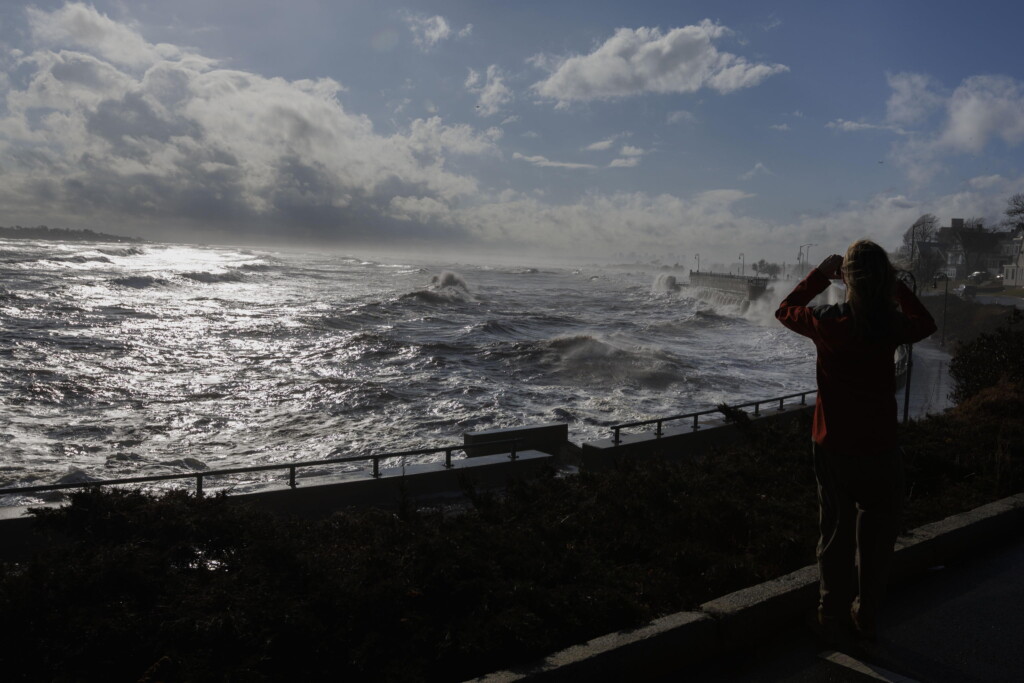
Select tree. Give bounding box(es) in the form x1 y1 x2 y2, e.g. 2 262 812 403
899 214 943 281
1004 193 1024 231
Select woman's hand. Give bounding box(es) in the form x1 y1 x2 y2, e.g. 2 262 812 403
817 254 843 280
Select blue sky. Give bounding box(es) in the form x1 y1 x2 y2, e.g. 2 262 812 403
1 1 1022 265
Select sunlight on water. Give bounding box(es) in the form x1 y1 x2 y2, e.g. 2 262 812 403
1 239 819 503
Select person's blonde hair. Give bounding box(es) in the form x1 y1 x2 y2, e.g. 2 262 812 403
841 239 896 339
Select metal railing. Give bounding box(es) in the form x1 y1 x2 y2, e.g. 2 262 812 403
0 438 523 500
609 391 816 445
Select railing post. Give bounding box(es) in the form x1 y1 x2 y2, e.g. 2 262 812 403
196 474 204 498
753 401 761 417
655 420 663 437
372 457 380 479
289 466 297 489
510 441 518 461
444 448 453 469
613 426 621 445
692 415 700 431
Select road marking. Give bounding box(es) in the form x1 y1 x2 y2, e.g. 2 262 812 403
819 650 919 682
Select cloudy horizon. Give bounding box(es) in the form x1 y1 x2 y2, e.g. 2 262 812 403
1 1 1023 265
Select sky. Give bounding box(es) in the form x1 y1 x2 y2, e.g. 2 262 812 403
1 1 1023 265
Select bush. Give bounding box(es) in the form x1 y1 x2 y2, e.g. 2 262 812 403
948 316 1024 403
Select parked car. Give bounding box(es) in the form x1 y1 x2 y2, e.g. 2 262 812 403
967 271 989 283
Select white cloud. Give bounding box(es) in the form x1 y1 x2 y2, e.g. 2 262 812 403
968 174 1006 190
608 157 640 168
466 65 513 117
770 123 789 131
890 75 1024 184
530 21 788 106
619 145 645 157
937 75 1024 153
27 2 193 69
886 72 944 126
403 13 470 51
0 3 505 242
826 119 903 133
739 162 771 180
667 110 697 125
584 137 616 151
512 152 598 169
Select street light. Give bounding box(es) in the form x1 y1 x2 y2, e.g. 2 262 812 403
933 272 950 346
694 253 700 273
738 252 745 277
798 243 816 276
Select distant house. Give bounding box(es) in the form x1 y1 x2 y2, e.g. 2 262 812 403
935 218 1014 279
1003 229 1024 287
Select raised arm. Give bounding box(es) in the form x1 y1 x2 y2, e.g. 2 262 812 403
774 256 839 338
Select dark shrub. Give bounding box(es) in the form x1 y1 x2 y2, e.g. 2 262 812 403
948 317 1024 403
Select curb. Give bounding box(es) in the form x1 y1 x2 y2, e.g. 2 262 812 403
472 491 1024 682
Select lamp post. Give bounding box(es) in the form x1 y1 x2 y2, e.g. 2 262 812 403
933 272 949 346
738 252 745 276
798 243 815 276
694 253 700 273
898 270 917 425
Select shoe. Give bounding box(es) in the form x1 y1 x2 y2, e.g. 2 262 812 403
850 609 877 643
805 610 856 649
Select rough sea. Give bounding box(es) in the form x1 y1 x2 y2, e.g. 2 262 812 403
1 238 825 504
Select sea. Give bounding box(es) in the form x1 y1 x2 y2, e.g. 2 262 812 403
1 238 902 505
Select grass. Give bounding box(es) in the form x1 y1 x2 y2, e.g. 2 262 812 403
1 381 1022 682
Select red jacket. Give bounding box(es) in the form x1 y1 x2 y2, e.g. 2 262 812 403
775 269 937 455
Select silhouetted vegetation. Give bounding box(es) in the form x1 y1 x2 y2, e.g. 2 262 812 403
2 335 1023 681
948 318 1024 403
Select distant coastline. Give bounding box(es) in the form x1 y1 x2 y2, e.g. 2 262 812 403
0 225 144 244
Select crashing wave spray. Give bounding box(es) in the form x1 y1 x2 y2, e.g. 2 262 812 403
431 271 469 290
652 274 682 294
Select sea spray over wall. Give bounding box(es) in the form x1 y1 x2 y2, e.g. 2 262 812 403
652 274 682 294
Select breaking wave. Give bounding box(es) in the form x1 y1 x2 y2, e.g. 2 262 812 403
182 271 247 284
110 275 171 289
98 246 146 257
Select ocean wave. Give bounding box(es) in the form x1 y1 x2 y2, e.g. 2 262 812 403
236 263 276 272
430 271 469 290
110 275 171 289
182 271 247 284
472 319 522 338
400 289 469 304
98 246 146 257
511 334 688 389
47 254 113 265
652 274 683 294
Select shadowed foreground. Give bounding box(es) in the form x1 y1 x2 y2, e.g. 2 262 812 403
1 373 1022 681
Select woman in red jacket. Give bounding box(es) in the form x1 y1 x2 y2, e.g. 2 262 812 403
776 240 936 643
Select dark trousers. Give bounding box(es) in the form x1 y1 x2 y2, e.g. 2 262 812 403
813 442 904 630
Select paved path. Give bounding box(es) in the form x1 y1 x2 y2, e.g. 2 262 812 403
679 533 1024 682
